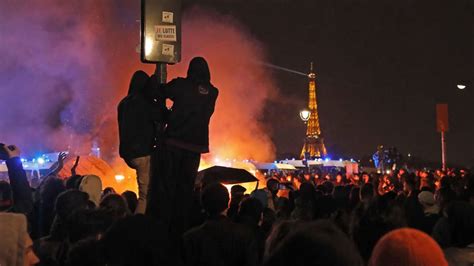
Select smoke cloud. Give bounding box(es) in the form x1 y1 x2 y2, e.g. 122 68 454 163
0 1 277 165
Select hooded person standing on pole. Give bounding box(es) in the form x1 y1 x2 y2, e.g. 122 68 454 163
147 57 218 237
118 70 166 214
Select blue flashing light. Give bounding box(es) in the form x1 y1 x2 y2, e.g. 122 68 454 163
37 157 45 165
20 158 26 163
339 158 343 162
325 158 330 162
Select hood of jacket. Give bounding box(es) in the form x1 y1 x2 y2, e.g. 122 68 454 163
128 70 150 95
187 57 210 84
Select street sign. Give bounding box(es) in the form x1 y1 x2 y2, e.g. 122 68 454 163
141 0 181 64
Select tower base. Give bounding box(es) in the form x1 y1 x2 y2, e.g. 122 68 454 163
300 136 327 159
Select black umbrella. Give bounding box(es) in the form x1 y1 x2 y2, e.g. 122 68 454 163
197 166 258 185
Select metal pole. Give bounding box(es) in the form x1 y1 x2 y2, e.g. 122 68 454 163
155 63 167 84
441 131 446 171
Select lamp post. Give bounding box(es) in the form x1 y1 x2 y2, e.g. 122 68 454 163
300 110 311 161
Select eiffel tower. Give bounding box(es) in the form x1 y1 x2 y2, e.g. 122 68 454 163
301 62 327 159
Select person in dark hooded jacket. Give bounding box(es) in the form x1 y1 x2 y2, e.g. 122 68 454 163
147 57 218 238
118 70 165 214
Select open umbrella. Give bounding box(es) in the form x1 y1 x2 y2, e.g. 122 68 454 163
197 166 258 185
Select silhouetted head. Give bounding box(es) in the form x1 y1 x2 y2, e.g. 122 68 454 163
128 70 149 95
264 220 363 266
187 57 210 84
66 208 115 243
99 194 130 218
201 183 229 217
121 191 138 214
238 197 263 226
55 189 90 221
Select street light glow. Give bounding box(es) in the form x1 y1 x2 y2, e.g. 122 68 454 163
299 110 311 122
457 84 466 90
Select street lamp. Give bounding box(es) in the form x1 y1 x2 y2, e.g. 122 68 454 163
457 84 466 90
300 109 311 123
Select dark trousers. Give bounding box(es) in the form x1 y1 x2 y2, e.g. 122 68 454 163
146 144 201 237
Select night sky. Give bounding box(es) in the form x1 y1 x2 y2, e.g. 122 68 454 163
183 0 474 167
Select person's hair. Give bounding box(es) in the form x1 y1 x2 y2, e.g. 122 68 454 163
121 191 138 214
313 195 337 219
351 196 406 262
360 183 375 201
55 189 90 220
264 220 363 266
321 181 334 195
127 70 149 95
238 197 263 225
67 237 104 266
66 208 115 243
201 183 229 216
40 176 66 204
436 187 456 210
38 176 66 237
99 193 130 218
264 220 301 259
102 187 116 198
439 175 452 189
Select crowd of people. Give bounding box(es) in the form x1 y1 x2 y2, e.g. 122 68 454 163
1 142 473 265
1 56 473 266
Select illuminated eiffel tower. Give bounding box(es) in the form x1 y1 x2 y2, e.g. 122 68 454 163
301 62 327 159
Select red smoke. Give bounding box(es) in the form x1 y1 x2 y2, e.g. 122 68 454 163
0 2 277 173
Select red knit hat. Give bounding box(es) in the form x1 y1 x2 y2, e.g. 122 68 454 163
369 228 448 266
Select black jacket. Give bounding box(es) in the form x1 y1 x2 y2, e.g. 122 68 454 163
182 216 258 266
6 157 33 215
163 57 218 153
118 71 165 161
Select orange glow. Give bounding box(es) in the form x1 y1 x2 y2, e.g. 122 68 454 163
11 6 279 194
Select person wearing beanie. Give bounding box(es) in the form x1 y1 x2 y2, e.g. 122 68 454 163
0 213 40 266
79 175 102 207
369 228 448 266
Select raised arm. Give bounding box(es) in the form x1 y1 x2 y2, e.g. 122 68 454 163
1 145 33 215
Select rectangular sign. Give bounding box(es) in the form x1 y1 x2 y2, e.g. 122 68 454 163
436 103 449 132
155 25 176 41
141 0 181 64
